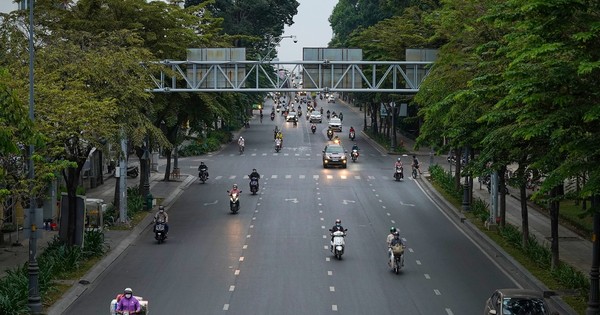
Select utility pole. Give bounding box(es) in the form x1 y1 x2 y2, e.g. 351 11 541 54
25 0 42 312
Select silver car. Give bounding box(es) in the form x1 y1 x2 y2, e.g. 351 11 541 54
322 144 347 169
484 289 551 315
309 111 322 123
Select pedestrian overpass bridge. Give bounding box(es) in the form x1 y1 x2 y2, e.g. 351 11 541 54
146 60 433 93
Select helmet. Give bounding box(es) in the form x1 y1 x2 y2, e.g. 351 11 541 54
390 227 396 233
233 184 238 189
200 162 205 165
397 157 401 162
124 288 133 294
393 231 400 237
335 219 341 226
159 205 165 212
252 168 257 172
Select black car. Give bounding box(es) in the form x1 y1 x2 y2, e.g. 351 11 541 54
322 144 347 169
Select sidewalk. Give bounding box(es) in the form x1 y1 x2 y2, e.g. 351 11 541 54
0 162 195 313
341 98 592 276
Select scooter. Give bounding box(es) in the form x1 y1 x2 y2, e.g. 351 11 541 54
275 139 282 152
249 176 259 195
389 245 405 274
330 229 347 260
351 149 359 162
394 166 404 181
154 221 167 244
127 166 139 178
198 170 208 184
349 131 355 141
227 190 242 214
311 125 316 134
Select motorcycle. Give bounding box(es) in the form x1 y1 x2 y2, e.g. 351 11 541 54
412 166 418 179
298 110 302 117
349 131 355 141
239 144 245 154
127 166 139 178
271 112 275 121
394 166 404 181
227 190 242 214
275 139 282 152
311 125 316 134
351 149 359 162
293 120 298 127
389 245 405 274
249 176 259 195
330 229 347 260
327 130 334 140
198 169 208 184
154 221 167 244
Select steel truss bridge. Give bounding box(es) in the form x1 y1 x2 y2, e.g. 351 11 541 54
147 60 433 93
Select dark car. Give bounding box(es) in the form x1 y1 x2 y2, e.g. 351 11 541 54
484 289 551 315
322 144 347 169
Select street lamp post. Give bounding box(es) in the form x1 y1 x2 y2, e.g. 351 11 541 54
25 0 42 313
261 35 297 62
390 103 396 152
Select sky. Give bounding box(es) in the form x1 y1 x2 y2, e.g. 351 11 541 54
277 0 336 62
0 0 336 61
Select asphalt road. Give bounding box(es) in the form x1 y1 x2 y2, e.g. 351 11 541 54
67 95 518 314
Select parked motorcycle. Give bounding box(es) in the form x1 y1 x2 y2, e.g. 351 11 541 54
227 190 242 214
351 149 359 162
249 176 259 195
127 166 139 178
329 229 347 260
154 221 167 244
198 170 208 184
394 166 404 181
349 131 355 141
311 125 317 134
389 245 405 274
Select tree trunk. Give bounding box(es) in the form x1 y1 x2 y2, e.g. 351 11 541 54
499 164 507 228
520 182 529 247
64 166 82 246
454 148 462 191
371 102 378 135
163 149 172 181
550 185 561 270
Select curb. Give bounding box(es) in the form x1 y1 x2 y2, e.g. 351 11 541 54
47 175 194 315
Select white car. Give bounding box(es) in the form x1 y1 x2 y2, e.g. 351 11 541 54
286 112 297 122
328 95 335 103
328 117 342 131
309 111 322 123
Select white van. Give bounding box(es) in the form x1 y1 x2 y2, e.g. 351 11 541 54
328 117 342 132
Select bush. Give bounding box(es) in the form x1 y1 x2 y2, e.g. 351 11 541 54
127 186 143 217
429 164 462 200
0 231 108 314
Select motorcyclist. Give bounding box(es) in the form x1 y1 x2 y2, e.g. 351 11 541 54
333 135 341 144
329 219 346 250
274 126 280 139
412 155 422 175
153 205 169 234
248 169 261 187
386 227 397 247
351 143 359 153
298 104 302 111
389 231 405 267
229 184 241 207
198 162 209 179
339 112 343 121
394 157 404 179
326 109 331 119
238 136 245 151
311 123 317 132
116 288 141 314
327 128 334 139
320 107 323 114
